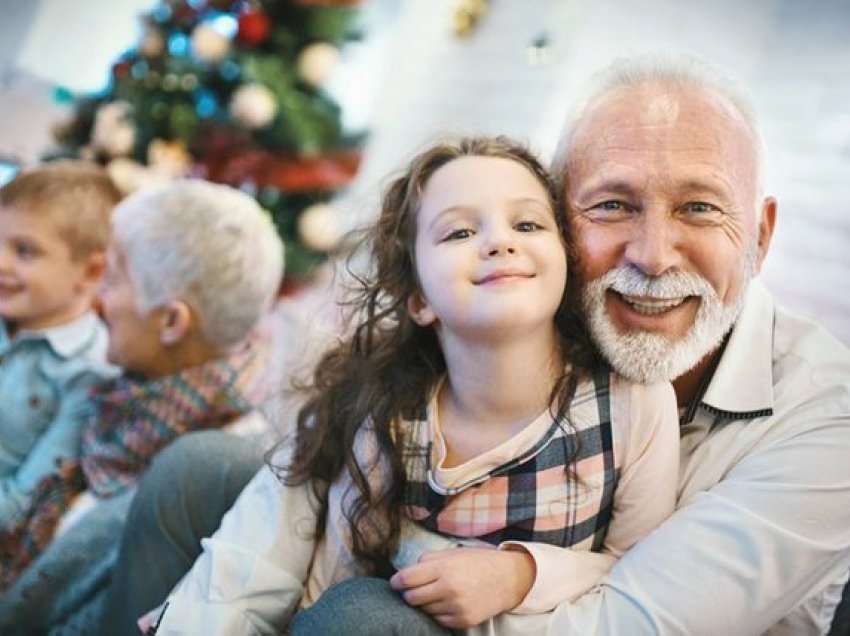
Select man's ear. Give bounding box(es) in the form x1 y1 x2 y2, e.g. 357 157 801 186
755 196 777 273
158 300 193 346
406 291 436 327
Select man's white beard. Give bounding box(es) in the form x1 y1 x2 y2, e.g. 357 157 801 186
582 257 755 383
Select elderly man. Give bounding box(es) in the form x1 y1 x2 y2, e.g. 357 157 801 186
102 56 850 635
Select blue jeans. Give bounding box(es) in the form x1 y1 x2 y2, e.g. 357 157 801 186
98 430 265 635
292 577 454 636
98 431 452 635
0 488 134 635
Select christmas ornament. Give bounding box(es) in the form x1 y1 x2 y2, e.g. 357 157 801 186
229 83 278 129
237 9 271 45
140 26 166 58
297 42 340 88
106 158 168 195
297 203 342 252
147 139 192 177
453 0 489 37
191 23 231 63
91 101 136 157
526 33 552 66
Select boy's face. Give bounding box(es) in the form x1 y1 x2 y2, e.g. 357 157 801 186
97 243 165 376
0 206 98 331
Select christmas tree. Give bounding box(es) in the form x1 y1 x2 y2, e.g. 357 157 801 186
52 0 366 283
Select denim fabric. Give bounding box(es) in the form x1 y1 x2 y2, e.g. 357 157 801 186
98 430 264 635
292 577 455 636
0 488 134 635
0 313 117 526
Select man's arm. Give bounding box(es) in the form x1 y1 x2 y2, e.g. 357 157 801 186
550 408 850 635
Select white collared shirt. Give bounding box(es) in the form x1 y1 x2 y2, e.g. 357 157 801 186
547 280 850 635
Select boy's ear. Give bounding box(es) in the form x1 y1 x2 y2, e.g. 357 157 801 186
158 300 193 346
81 251 106 287
406 291 436 327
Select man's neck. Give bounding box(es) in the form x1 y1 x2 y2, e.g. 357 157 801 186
672 348 722 409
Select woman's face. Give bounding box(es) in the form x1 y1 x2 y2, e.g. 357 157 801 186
96 243 166 377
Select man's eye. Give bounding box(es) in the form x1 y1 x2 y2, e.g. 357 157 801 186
683 201 720 214
596 201 626 211
515 221 543 232
443 228 473 241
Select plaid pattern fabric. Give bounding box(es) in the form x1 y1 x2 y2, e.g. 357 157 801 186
0 344 262 590
402 369 618 551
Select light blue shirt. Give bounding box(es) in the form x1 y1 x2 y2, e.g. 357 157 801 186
0 311 119 528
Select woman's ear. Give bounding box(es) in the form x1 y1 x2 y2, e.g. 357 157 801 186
159 300 193 346
406 291 436 326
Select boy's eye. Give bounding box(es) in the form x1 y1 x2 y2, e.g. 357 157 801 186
14 241 40 259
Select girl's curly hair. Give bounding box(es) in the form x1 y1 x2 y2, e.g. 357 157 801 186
274 136 601 576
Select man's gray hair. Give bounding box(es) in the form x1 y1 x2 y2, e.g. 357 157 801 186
112 180 284 348
552 54 766 197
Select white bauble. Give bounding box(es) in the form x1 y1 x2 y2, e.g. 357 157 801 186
92 101 136 157
191 23 231 63
229 83 278 129
297 203 342 252
140 28 165 58
296 42 340 88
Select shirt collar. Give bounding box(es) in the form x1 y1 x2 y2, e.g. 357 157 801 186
0 311 101 359
696 278 775 422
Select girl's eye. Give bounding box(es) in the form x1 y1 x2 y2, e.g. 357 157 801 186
515 221 543 232
443 228 473 241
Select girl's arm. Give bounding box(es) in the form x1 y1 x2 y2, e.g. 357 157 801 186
148 460 320 635
501 379 679 613
392 379 679 625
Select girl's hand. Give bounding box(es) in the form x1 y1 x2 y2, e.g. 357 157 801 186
389 547 536 629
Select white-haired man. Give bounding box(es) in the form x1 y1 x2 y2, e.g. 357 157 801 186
98 56 850 636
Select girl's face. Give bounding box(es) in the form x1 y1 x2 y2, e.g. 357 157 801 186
409 155 567 342
96 243 166 377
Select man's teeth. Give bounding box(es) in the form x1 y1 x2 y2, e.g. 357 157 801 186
620 294 687 315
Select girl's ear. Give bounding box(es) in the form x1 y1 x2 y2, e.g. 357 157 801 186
159 300 193 346
406 291 436 326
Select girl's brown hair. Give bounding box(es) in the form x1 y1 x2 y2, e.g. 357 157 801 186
276 136 600 575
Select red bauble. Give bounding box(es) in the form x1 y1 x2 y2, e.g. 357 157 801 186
237 10 271 45
112 61 132 79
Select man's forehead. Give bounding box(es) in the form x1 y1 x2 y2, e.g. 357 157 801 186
573 82 749 144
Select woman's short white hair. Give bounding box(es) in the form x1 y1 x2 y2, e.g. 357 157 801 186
112 180 284 348
552 53 766 197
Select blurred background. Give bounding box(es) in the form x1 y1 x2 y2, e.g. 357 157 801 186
1 0 848 344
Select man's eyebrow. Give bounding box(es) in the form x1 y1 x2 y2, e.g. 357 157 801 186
674 179 732 199
572 179 640 202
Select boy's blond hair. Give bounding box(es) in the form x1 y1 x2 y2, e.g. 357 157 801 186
0 161 122 259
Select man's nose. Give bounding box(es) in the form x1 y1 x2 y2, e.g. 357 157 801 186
623 210 682 276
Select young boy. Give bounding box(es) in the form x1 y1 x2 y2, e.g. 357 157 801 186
0 161 120 529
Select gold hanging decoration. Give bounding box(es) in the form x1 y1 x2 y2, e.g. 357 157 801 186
453 0 489 38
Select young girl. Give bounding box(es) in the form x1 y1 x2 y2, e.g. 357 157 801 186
0 180 283 632
148 137 679 635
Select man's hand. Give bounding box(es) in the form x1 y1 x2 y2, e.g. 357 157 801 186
389 547 536 629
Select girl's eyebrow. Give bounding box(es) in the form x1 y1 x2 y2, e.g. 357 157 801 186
426 205 475 232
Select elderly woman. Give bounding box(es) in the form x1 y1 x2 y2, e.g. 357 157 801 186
0 180 283 633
